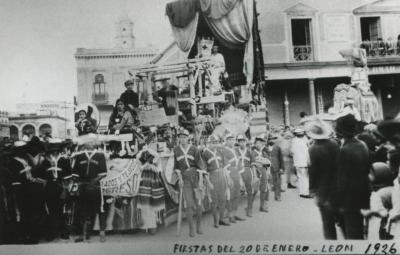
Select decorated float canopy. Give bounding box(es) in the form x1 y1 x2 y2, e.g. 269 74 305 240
165 0 265 87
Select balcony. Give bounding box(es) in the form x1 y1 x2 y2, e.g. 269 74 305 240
360 40 400 58
92 92 109 105
292 45 314 62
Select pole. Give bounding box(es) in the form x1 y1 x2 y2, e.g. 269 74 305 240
176 183 183 236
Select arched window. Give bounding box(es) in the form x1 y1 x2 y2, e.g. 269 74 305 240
10 125 19 141
93 74 106 96
39 123 52 137
22 124 36 137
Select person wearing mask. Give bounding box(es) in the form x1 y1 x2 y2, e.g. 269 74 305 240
336 114 370 239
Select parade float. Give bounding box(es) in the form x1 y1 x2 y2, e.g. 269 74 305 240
333 47 383 123
301 47 384 125
69 0 266 233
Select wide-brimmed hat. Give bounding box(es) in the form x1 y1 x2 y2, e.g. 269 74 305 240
254 135 265 143
27 136 45 153
225 133 235 140
304 118 333 140
12 141 27 155
336 113 358 136
45 138 67 153
293 128 305 135
377 113 400 140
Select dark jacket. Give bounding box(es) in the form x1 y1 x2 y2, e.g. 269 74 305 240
120 90 139 108
309 139 340 206
336 137 370 211
270 143 283 174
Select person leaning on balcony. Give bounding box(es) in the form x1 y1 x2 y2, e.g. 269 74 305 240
377 38 386 56
108 99 134 135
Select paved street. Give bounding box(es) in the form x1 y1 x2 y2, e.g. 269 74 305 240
52 188 324 243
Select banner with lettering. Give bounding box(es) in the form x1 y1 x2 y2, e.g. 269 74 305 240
101 159 141 197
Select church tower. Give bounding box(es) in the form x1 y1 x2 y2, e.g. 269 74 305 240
114 14 135 49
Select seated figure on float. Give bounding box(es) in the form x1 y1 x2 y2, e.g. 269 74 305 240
75 105 97 136
108 99 139 156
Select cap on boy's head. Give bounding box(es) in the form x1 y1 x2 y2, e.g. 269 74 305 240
124 80 134 87
237 134 246 141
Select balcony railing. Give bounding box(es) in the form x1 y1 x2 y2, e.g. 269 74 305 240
360 41 400 58
92 92 109 105
293 45 314 62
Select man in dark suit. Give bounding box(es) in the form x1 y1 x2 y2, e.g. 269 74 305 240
306 118 339 239
335 114 370 239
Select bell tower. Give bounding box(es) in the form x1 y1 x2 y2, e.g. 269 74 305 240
114 13 135 49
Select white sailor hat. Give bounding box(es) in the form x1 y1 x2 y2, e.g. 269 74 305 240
236 134 246 141
177 129 189 137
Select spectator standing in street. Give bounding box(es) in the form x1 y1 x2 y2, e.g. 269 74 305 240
335 114 370 239
306 118 339 239
291 128 311 198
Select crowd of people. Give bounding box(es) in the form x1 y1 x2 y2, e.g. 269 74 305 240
1 71 400 243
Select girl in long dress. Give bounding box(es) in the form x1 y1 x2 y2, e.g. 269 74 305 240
136 148 165 234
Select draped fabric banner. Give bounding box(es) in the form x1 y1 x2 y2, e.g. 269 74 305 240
165 0 198 28
166 0 255 85
170 13 199 53
203 0 253 50
200 0 240 19
203 0 254 85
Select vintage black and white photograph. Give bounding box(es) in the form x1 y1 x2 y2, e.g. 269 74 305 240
1 0 400 254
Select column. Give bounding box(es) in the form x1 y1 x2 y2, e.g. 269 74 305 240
146 73 153 104
375 87 384 119
308 78 317 115
197 69 203 97
317 86 324 114
283 89 290 126
189 70 197 117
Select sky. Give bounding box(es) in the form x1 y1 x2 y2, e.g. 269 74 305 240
0 0 173 111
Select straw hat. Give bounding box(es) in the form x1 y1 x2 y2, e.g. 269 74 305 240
304 118 333 140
